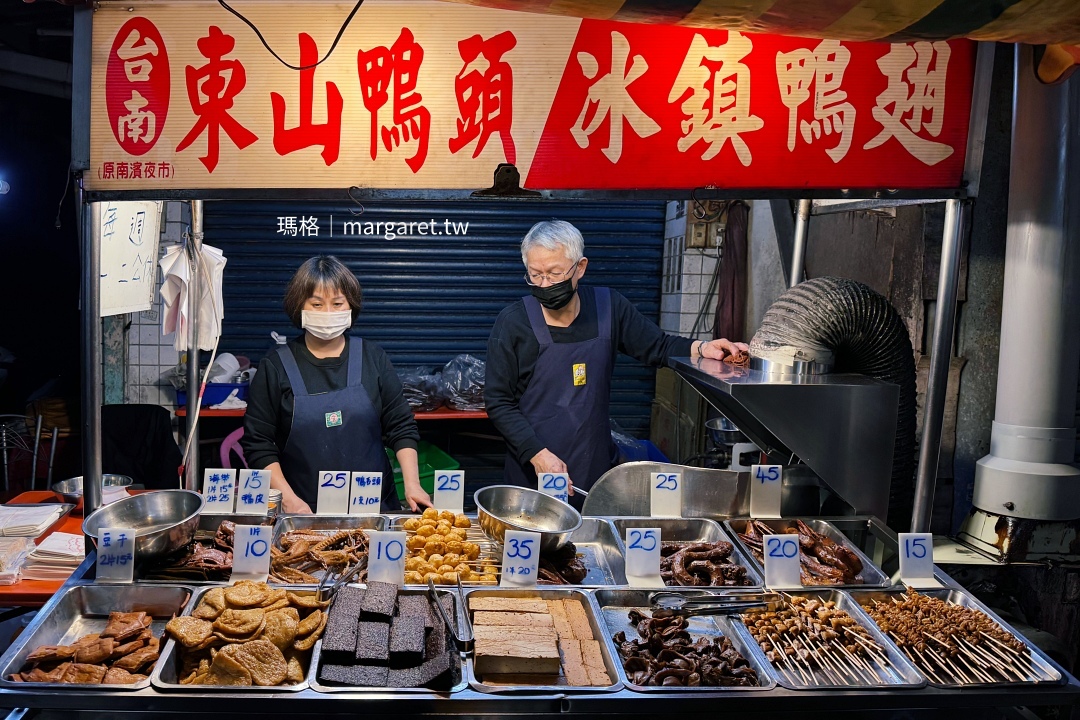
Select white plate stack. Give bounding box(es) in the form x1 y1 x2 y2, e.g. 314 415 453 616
22 532 85 581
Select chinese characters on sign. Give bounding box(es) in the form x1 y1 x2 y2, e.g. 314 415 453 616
98 527 136 582
91 6 975 190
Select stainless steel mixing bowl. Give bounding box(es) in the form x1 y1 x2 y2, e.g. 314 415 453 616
474 485 582 553
51 475 133 505
82 489 205 560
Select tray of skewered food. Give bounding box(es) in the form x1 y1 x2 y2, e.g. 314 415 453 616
614 518 762 587
269 515 388 584
731 591 924 689
727 518 888 588
392 510 496 586
594 589 774 692
850 587 1064 688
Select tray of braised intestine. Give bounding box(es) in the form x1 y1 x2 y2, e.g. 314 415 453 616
852 588 1064 688
732 591 924 690
613 518 761 588
728 518 889 588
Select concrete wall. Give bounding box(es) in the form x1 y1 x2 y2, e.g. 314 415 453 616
660 201 723 339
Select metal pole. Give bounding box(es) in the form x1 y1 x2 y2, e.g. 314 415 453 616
789 199 811 287
81 188 104 514
184 201 204 491
911 198 967 533
31 416 42 491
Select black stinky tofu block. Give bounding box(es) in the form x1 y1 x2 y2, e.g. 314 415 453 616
319 663 389 687
386 652 453 689
439 595 457 630
321 586 365 661
415 650 452 686
424 611 447 660
359 581 397 620
355 620 391 663
389 616 426 666
397 594 434 631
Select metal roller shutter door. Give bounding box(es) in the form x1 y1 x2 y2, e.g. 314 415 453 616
203 199 666 435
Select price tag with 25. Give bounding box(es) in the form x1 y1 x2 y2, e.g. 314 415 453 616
201 468 235 513
749 465 782 518
349 472 383 514
500 530 540 587
316 470 350 515
624 527 664 587
538 473 569 504
367 530 407 586
650 472 682 518
762 534 802 589
433 469 465 514
96 527 135 583
897 532 938 587
235 469 270 516
232 525 272 582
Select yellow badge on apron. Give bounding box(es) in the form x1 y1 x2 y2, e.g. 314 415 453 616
573 363 587 386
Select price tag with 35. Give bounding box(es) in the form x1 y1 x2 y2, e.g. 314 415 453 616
96 527 135 583
349 472 383 515
650 472 682 518
624 527 664 587
762 534 802 589
235 469 269 516
500 530 540 587
538 473 569 504
433 469 465 514
201 468 235 514
232 525 272 582
316 470 350 515
749 465 782 518
367 531 407 586
897 532 939 587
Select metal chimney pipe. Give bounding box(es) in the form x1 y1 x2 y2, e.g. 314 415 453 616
183 201 204 492
972 45 1080 521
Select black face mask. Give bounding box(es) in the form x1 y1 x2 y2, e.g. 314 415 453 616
531 277 577 310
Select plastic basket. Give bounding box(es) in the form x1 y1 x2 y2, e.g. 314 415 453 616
386 441 460 503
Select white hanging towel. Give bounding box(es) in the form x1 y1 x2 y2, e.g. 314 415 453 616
159 243 227 351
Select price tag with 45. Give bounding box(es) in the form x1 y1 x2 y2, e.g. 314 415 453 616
749 465 782 518
500 530 540 587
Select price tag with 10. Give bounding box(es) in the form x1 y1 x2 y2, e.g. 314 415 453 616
367 530 407 585
433 469 465 514
236 469 270 515
538 473 569 503
749 465 782 518
500 530 540 587
650 472 682 518
762 533 802 589
231 525 272 582
624 527 664 588
96 527 135 583
201 468 235 513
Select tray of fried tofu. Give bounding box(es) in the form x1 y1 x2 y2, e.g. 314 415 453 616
464 589 623 693
0 583 193 690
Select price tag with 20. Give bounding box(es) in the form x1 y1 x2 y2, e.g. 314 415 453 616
762 533 802 589
538 473 569 504
500 530 540 587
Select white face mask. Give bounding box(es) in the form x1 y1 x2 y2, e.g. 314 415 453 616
301 309 352 340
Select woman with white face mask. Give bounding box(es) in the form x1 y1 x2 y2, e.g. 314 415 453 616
242 255 432 514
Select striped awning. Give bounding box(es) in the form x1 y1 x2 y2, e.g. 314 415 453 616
436 0 1080 81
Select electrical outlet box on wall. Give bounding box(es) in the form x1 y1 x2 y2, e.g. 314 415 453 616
686 220 709 248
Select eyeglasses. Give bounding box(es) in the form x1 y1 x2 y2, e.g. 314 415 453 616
524 260 580 287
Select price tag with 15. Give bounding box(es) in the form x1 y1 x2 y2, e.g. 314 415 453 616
236 469 270 515
201 468 235 513
897 532 940 587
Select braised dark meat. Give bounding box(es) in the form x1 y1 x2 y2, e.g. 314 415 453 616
141 521 235 581
536 542 589 585
658 541 751 587
613 611 757 687
738 519 863 586
214 520 235 551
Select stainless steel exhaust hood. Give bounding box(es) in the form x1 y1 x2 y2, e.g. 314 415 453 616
671 356 899 519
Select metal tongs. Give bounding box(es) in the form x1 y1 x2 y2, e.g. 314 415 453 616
315 556 368 603
427 576 474 653
648 590 783 618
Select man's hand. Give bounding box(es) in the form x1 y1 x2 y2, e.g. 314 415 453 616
701 338 749 361
281 492 312 515
404 484 434 513
531 449 576 496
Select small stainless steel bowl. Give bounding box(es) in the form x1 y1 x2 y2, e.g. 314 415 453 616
51 475 133 505
83 489 204 561
474 485 582 553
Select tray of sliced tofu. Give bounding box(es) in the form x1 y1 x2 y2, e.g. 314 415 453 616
464 589 623 693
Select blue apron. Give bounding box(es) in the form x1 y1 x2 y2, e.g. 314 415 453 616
277 337 399 512
504 287 616 509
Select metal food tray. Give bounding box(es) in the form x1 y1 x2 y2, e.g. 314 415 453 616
308 588 467 694
725 518 890 589
150 584 320 692
137 513 275 584
463 587 623 694
388 514 501 588
549 518 626 586
613 517 763 588
593 588 776 692
846 587 1065 688
273 513 389 547
0 583 194 691
729 589 925 690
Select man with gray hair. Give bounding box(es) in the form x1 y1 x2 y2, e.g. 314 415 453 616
485 220 747 505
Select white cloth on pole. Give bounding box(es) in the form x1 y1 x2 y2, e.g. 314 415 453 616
159 243 227 351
